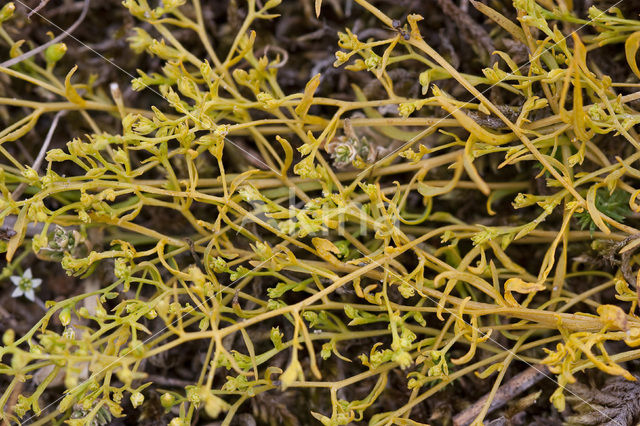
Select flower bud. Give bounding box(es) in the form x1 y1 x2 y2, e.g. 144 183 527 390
65 372 78 389
59 307 71 326
116 366 133 386
162 0 186 10
22 166 39 184
130 391 144 408
2 328 14 345
57 393 75 413
160 392 175 409
264 0 282 8
127 28 153 53
45 43 67 66
31 234 48 253
0 3 15 23
45 148 70 162
95 302 107 319
113 148 128 166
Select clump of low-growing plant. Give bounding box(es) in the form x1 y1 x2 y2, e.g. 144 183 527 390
2 0 640 424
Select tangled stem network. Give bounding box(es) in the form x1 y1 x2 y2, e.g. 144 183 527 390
2 0 640 424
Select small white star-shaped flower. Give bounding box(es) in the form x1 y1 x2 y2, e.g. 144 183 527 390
10 268 42 301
